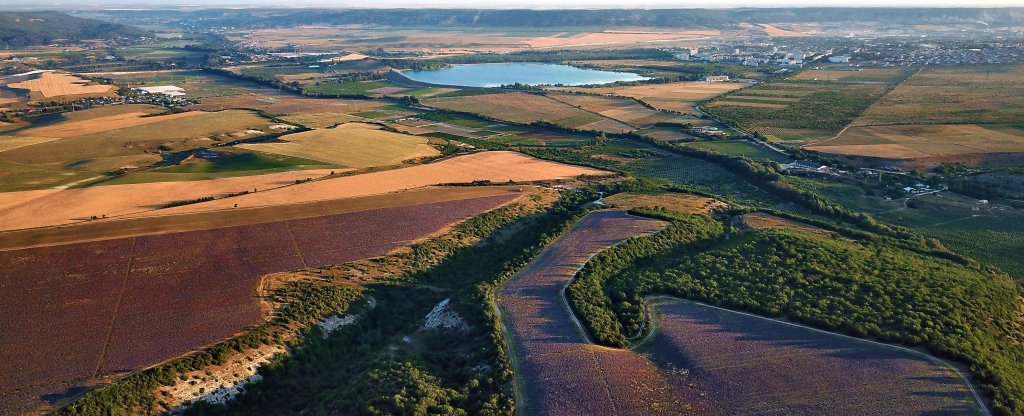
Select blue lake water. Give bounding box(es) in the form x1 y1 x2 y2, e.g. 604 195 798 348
401 63 649 87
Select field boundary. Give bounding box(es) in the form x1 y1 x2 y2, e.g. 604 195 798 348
551 218 992 415
93 237 137 378
642 296 991 415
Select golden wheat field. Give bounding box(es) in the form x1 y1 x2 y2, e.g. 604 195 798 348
238 123 441 168
6 71 114 99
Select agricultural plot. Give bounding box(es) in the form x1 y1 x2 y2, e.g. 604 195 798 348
683 140 790 162
631 154 782 206
5 71 114 101
0 109 275 174
0 193 520 415
546 92 691 129
11 104 197 138
0 168 340 232
556 81 746 114
424 92 632 132
806 124 1024 165
739 212 832 236
645 299 982 415
857 65 1024 126
790 67 910 83
812 65 1024 165
238 123 440 168
80 151 607 221
0 186 525 251
497 211 686 416
107 149 335 185
604 192 725 214
704 81 887 143
101 70 258 99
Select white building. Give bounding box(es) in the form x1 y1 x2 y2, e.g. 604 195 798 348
135 85 186 97
828 55 852 63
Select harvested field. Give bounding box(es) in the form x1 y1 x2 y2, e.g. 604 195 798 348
13 107 200 139
0 168 339 232
279 112 364 129
0 110 275 172
523 29 718 49
425 92 626 131
547 93 686 128
725 95 800 102
0 186 527 250
190 92 390 117
705 81 887 143
740 213 832 236
237 123 440 167
575 118 633 133
806 143 929 159
6 72 114 100
604 192 725 214
646 299 982 415
0 151 606 231
808 124 1024 162
791 68 908 83
0 136 60 153
556 82 745 114
0 193 520 415
145 151 610 217
497 211 684 416
707 100 788 109
759 24 811 37
857 65 1024 126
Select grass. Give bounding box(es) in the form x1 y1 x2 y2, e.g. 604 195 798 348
0 160 95 192
237 123 440 168
415 111 494 129
857 64 1024 126
705 81 888 143
630 154 781 206
490 134 590 147
789 175 1024 281
0 109 274 174
425 92 619 131
684 140 791 163
303 81 396 95
604 192 722 214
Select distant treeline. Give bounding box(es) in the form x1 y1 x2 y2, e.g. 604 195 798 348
0 12 149 48
82 8 1024 30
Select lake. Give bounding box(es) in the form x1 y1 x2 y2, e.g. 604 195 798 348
401 63 649 87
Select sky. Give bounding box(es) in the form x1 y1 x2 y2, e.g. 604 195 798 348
4 0 1023 8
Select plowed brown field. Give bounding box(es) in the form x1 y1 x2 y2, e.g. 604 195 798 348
0 193 518 415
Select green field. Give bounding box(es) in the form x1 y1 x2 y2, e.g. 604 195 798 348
705 81 888 143
684 140 791 163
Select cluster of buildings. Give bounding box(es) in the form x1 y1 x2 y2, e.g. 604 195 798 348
846 37 1024 67
672 45 829 68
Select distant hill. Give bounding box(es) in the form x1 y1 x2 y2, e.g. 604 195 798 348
82 7 1024 30
0 11 149 48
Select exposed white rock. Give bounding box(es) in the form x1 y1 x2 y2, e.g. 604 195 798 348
423 298 470 332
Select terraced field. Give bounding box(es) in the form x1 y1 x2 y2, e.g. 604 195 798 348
0 192 519 415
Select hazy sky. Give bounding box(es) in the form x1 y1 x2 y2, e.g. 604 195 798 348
4 0 1023 8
